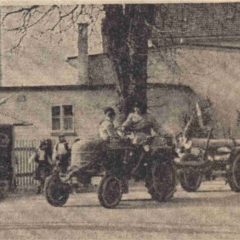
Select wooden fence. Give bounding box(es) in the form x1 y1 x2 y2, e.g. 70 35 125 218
14 139 75 186
15 140 41 186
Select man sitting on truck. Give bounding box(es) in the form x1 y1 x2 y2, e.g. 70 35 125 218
122 101 170 154
99 107 120 142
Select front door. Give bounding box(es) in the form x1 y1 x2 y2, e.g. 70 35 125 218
0 125 13 183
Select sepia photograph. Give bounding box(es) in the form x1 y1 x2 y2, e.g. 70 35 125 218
0 1 239 239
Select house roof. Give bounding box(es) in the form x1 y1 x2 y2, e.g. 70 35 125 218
153 3 240 46
0 83 193 93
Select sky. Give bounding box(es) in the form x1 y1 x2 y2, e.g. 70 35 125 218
1 5 104 86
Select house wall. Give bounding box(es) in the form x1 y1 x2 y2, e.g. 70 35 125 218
0 85 201 141
0 87 116 140
148 47 240 138
2 45 237 140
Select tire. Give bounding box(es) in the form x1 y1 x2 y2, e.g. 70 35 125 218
228 154 240 192
179 169 203 192
44 174 70 207
98 175 122 209
146 160 177 202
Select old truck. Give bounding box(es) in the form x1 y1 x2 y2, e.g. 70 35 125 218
44 133 177 209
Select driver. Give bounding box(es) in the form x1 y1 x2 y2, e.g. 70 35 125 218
122 101 167 147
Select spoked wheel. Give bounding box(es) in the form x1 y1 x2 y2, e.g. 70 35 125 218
179 168 203 192
146 160 177 202
228 154 240 192
98 175 122 209
44 174 70 207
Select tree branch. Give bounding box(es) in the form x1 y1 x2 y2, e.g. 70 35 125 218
2 5 40 24
11 32 27 50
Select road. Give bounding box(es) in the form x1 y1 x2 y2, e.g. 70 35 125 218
0 180 240 240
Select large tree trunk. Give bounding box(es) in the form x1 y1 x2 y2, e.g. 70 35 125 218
102 4 155 122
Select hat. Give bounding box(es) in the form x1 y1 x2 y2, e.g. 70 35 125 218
104 107 115 115
133 101 141 107
133 101 147 113
133 100 146 107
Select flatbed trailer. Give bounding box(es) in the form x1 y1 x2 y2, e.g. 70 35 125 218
175 131 240 192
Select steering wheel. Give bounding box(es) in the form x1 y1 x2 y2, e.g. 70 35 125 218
115 126 133 139
115 126 126 138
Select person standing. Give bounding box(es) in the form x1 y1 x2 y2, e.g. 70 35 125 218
52 133 70 173
32 139 53 194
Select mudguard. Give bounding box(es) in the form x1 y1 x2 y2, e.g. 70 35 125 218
151 148 176 163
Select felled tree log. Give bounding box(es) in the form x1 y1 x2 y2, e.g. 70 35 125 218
190 138 240 150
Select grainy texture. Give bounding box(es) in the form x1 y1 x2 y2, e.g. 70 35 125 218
0 2 238 240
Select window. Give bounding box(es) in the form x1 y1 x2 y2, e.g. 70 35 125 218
51 105 74 133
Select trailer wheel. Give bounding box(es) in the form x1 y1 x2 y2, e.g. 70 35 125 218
179 169 203 192
228 154 240 192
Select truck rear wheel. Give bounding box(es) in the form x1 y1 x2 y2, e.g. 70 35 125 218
146 160 176 202
228 154 240 192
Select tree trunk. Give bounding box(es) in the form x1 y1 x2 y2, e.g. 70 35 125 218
102 4 155 122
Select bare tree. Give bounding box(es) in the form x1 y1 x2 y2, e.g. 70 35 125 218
102 5 155 120
1 5 98 49
3 3 233 127
1 4 155 121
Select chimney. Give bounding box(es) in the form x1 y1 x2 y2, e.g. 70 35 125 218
77 23 89 84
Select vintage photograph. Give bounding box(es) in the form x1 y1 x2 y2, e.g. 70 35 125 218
0 2 239 239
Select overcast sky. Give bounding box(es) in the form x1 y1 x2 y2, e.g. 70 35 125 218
1 5 104 86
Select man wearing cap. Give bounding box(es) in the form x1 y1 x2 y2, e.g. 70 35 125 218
52 133 70 173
